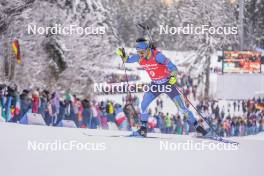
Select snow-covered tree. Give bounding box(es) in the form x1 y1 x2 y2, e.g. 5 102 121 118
244 0 264 48
172 0 239 99
0 0 117 97
1 0 262 99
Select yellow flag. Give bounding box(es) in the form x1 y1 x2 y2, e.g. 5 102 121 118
12 39 21 64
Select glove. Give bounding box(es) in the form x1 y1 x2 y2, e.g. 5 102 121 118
168 71 177 85
116 48 128 62
168 76 177 85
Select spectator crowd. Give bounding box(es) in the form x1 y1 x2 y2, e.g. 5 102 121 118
0 75 263 137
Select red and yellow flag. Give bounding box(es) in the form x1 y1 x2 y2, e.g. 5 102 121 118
12 39 21 64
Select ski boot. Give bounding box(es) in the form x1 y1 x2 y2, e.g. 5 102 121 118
196 125 208 136
131 126 147 137
194 121 208 136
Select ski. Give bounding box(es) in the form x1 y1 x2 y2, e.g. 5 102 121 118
83 132 239 144
82 132 172 139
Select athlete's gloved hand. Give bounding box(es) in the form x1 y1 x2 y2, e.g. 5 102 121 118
168 71 177 85
116 48 128 62
168 76 177 85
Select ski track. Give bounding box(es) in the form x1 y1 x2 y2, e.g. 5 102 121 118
0 123 263 176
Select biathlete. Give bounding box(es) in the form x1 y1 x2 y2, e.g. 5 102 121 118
116 38 208 137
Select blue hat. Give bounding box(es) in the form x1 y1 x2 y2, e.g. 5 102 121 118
136 41 149 50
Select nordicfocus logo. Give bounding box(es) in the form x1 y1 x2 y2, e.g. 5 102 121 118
27 140 106 151
93 82 172 94
160 24 238 35
27 23 105 35
160 140 239 151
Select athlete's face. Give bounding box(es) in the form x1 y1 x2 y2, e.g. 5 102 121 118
137 49 148 58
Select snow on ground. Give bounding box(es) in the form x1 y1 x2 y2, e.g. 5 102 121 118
0 122 263 176
216 74 264 100
239 132 264 141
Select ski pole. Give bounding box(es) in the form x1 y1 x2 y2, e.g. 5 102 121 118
113 32 138 129
173 85 219 136
120 55 137 129
121 59 132 104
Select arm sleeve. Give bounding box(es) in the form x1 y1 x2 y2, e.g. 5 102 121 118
156 52 178 72
126 54 140 63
